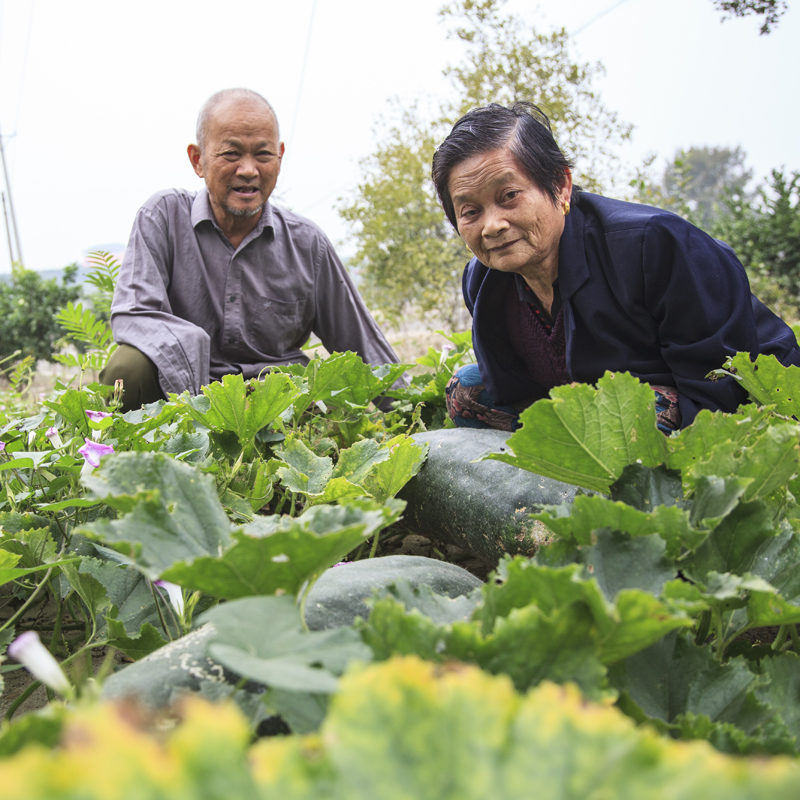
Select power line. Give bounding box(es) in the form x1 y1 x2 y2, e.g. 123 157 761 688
287 0 317 149
569 0 633 38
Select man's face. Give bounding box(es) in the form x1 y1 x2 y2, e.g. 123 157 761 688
188 98 284 231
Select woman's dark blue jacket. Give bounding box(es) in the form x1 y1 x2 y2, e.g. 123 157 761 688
464 192 800 426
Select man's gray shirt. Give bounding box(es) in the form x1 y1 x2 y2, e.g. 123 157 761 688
111 188 400 396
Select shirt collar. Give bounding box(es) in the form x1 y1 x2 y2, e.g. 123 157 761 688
190 188 276 240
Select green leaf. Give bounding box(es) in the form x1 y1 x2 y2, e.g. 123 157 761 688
331 438 391 485
274 435 333 495
686 423 800 502
0 710 66 757
453 602 611 698
689 475 752 529
202 595 371 693
80 453 233 579
725 352 800 417
0 550 80 587
615 631 773 734
532 495 702 556
665 404 775 475
754 652 800 746
481 372 668 493
105 618 168 660
474 558 690 665
185 372 299 449
60 560 111 618
361 436 428 503
609 462 683 507
577 530 677 600
682 500 779 583
162 512 374 599
299 351 407 410
76 555 164 636
43 388 106 434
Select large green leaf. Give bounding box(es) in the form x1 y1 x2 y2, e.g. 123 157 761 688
453 602 610 698
481 371 668 493
202 595 371 693
80 453 232 578
576 530 677 600
754 653 800 746
273 435 333 495
299 351 407 410
665 404 775 475
161 504 389 599
331 438 391 485
725 352 800 417
362 436 428 503
75 554 164 636
185 372 299 449
686 422 800 502
615 631 774 734
475 559 691 664
682 500 780 583
532 495 701 556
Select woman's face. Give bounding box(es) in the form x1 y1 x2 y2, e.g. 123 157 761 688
448 148 572 281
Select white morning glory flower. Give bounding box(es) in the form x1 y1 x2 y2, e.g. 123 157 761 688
7 631 71 695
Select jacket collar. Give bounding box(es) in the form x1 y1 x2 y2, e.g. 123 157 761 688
556 199 590 300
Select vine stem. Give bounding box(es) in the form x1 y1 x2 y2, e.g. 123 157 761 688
4 680 42 721
774 624 791 652
0 566 53 634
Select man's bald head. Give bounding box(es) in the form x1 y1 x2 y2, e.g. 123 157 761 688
195 88 279 151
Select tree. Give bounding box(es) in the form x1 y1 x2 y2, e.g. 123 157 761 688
0 264 81 363
712 0 787 34
711 170 800 320
632 146 754 230
339 0 631 329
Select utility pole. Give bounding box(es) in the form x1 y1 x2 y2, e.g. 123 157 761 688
0 121 23 268
2 192 15 265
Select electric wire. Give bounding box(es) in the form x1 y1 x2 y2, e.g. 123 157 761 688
569 0 634 38
287 0 317 150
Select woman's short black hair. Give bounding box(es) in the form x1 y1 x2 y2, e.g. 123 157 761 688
432 102 575 229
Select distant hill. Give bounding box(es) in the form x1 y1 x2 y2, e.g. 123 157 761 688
0 246 125 288
0 264 94 286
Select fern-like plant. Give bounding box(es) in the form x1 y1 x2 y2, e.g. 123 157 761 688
54 251 120 373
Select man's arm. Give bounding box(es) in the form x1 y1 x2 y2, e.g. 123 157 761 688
111 194 211 396
310 234 402 369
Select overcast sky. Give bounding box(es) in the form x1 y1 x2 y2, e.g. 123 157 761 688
0 0 797 274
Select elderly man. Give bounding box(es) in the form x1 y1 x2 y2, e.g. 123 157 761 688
101 88 400 411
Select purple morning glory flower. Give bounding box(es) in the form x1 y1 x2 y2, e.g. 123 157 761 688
78 438 115 469
0 441 5 453
85 410 112 423
45 427 63 448
8 631 71 694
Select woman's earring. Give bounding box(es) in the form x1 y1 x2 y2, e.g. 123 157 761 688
563 200 570 216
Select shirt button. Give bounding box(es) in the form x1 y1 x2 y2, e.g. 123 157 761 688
229 295 236 302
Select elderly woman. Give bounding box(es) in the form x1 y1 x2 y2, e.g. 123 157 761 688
432 102 800 433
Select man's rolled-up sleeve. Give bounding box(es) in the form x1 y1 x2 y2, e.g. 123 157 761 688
111 203 210 396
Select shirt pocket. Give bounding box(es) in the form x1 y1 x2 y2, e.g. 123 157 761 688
247 296 307 356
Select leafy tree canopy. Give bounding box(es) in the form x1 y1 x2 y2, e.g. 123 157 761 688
339 0 630 329
632 146 754 230
0 264 81 363
712 0 788 34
